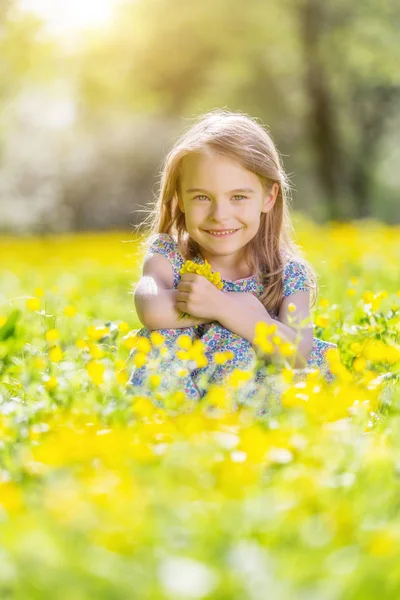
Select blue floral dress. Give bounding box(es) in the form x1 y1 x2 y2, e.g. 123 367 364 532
127 234 337 402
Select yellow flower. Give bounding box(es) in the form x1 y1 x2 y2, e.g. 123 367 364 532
362 291 374 303
88 343 104 359
179 259 224 319
229 369 252 389
122 332 137 350
45 328 60 343
44 375 58 391
34 287 45 297
118 321 130 333
116 369 129 385
253 321 277 354
288 303 297 313
134 352 147 368
280 342 296 357
76 338 88 350
148 374 161 390
177 334 192 349
150 331 165 347
86 360 105 385
26 297 41 311
318 298 330 309
49 345 63 363
115 359 126 370
136 337 151 354
0 316 7 328
213 351 234 365
315 315 329 328
86 325 109 341
64 305 77 317
353 357 366 372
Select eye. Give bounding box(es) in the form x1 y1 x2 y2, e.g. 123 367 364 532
193 195 210 201
232 195 246 201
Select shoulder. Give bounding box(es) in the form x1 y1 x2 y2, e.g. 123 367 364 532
282 259 310 297
145 233 183 288
146 233 179 257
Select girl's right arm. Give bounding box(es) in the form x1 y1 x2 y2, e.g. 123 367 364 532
134 253 214 330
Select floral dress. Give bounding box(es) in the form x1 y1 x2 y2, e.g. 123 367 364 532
127 234 337 403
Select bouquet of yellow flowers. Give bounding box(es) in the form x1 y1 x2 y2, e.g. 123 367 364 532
178 259 224 320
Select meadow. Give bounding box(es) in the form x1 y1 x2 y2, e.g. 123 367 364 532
1 219 400 599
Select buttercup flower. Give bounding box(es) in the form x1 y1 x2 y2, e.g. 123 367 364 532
178 259 224 319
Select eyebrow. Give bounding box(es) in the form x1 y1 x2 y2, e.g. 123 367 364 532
185 188 255 194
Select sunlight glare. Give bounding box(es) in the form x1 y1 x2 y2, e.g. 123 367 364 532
19 0 120 36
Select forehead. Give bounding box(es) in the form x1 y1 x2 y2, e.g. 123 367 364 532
179 151 261 189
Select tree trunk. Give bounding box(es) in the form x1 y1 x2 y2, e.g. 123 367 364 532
298 0 346 220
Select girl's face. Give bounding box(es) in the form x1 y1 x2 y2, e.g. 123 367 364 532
178 151 278 261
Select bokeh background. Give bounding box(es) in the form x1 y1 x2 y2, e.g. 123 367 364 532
1 0 400 235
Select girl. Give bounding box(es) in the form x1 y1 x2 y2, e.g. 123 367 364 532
127 109 337 402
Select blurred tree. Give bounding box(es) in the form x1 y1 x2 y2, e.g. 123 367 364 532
0 1 57 142
74 0 400 221
297 0 400 219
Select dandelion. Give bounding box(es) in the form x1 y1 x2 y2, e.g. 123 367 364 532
288 303 297 313
178 259 223 319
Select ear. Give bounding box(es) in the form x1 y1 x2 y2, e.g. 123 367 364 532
261 182 279 213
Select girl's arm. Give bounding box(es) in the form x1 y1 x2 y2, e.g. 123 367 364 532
134 254 214 330
215 291 314 369
135 256 258 331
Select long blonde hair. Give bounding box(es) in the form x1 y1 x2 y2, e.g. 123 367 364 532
141 109 317 315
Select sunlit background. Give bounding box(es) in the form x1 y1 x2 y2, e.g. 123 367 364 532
0 0 399 233
19 0 120 36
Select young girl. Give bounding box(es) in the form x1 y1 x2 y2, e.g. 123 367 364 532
127 109 337 402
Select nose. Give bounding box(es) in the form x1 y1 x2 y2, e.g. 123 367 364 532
210 201 230 221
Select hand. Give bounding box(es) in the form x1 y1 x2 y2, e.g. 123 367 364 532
176 273 225 320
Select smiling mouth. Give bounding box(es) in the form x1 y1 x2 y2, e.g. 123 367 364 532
204 229 240 237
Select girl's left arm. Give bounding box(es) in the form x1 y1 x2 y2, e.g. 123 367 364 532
217 291 314 369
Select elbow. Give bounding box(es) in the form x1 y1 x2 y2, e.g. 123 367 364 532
134 292 157 331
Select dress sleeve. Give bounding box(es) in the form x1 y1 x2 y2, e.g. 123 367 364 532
146 233 183 288
282 260 310 297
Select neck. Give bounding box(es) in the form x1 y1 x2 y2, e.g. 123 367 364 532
199 247 252 280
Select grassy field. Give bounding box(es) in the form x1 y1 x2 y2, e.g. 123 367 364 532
0 219 400 599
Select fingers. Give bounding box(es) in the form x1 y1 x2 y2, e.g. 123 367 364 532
176 291 189 303
180 273 196 282
177 282 192 292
